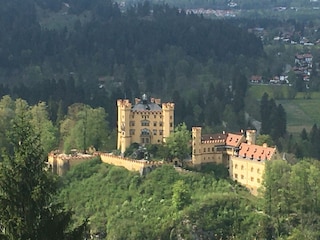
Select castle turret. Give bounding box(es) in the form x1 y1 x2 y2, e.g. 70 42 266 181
117 99 132 154
162 102 175 141
192 127 202 166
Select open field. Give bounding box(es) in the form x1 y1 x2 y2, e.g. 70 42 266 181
247 84 295 100
277 92 320 134
248 85 320 134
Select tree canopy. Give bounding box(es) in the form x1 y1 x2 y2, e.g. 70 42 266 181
164 122 191 160
0 104 86 239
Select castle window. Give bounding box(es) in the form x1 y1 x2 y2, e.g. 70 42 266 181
234 174 238 179
130 129 135 135
154 115 156 118
130 121 135 127
170 122 173 127
208 148 210 152
204 148 206 153
212 147 214 151
159 122 163 127
251 167 254 172
241 175 244 179
235 164 238 169
170 115 173 120
153 122 157 127
141 129 150 135
257 178 261 183
159 130 163 135
141 120 149 126
257 168 260 174
251 177 254 182
153 129 157 135
241 165 244 170
193 150 196 154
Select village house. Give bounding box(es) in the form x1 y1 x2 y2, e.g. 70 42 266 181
250 75 263 84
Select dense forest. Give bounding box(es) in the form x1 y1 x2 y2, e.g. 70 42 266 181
0 0 265 132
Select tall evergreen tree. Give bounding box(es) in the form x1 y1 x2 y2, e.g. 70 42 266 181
0 103 86 239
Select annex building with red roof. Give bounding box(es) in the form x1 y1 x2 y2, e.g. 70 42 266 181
192 127 278 195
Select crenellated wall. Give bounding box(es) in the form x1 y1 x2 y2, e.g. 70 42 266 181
100 153 164 172
47 152 99 175
48 152 164 175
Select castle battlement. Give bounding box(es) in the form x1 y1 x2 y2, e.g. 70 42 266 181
201 139 225 144
117 99 132 108
162 102 175 110
48 152 98 175
48 151 165 176
100 153 164 172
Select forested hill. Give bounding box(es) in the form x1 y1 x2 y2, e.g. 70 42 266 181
0 0 262 83
0 0 263 130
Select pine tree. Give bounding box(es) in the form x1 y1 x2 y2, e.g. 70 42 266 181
0 105 86 240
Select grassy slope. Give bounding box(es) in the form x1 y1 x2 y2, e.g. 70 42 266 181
247 85 320 134
278 92 320 134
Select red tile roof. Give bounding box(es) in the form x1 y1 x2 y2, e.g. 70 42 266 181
251 75 262 81
226 133 243 147
238 143 276 161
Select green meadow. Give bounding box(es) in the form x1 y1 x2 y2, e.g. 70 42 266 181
248 85 320 134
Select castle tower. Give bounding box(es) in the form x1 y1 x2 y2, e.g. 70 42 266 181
192 127 202 166
117 99 132 154
162 102 175 141
246 129 256 145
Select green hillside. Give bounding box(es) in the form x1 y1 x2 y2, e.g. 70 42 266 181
58 157 320 239
58 158 261 239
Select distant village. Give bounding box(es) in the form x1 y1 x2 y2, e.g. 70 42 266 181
250 53 313 86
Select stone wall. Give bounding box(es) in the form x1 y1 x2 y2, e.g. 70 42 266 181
48 152 164 175
48 152 99 175
100 153 164 172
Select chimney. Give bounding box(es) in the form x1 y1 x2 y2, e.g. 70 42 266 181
154 98 161 105
246 129 256 145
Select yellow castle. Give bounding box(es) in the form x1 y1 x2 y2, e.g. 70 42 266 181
192 127 278 195
49 96 278 195
117 94 174 154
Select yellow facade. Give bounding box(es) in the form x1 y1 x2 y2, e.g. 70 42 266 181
229 156 266 195
117 95 174 154
192 127 227 166
191 127 277 195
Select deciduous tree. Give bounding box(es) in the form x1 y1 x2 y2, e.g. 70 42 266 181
165 122 191 160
